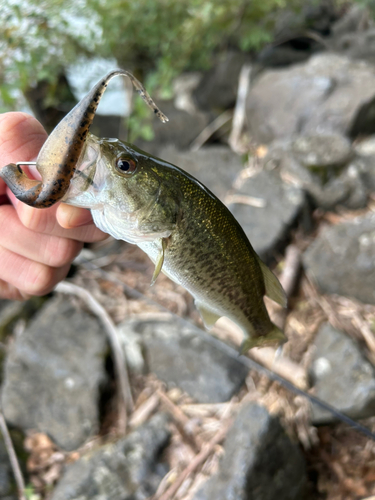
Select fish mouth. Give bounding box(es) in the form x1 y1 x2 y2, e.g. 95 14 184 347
62 135 106 209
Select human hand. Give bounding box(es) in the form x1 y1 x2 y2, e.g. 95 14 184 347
0 112 107 300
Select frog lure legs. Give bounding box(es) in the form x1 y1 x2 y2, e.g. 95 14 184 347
0 69 287 353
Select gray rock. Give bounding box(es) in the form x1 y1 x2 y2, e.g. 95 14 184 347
266 135 368 210
246 53 375 143
135 101 210 155
156 145 244 201
0 301 24 340
354 135 375 157
0 298 46 339
0 437 17 499
274 2 336 41
331 6 375 66
257 44 317 68
121 319 248 403
228 170 305 260
1 295 107 451
353 137 375 192
303 213 375 305
310 323 375 423
194 403 306 500
331 4 368 39
291 134 352 169
173 72 202 115
257 1 335 68
193 51 251 111
50 414 170 500
332 29 375 68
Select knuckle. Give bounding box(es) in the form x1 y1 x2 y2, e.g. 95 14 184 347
23 263 55 296
0 279 24 301
45 238 81 267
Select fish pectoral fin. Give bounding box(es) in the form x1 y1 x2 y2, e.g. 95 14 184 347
195 301 221 329
257 257 287 308
150 238 167 286
239 324 287 354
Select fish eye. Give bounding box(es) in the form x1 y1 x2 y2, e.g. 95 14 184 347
116 157 137 175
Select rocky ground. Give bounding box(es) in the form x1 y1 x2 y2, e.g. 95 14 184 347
3 3 375 500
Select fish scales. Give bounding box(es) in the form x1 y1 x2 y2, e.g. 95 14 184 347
0 69 287 351
138 167 272 338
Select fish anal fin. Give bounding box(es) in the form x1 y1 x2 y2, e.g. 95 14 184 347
195 301 221 329
257 257 287 308
240 324 287 354
150 238 167 286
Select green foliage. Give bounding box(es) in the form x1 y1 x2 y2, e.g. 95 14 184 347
0 0 100 110
24 484 41 500
1 0 322 140
127 94 155 143
89 0 306 90
352 0 375 12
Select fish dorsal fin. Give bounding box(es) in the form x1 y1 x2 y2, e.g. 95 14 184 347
195 301 221 329
257 257 287 308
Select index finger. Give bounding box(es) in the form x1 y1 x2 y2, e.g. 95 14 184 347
0 112 47 166
0 113 47 206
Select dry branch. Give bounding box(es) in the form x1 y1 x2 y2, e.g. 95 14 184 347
303 278 375 358
224 193 266 208
129 393 160 429
212 316 308 390
154 420 232 500
0 409 26 500
272 244 302 331
229 63 252 154
250 348 308 390
279 245 302 299
55 281 134 433
157 390 203 453
190 110 233 152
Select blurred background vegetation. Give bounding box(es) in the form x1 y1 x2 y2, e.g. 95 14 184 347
0 0 372 138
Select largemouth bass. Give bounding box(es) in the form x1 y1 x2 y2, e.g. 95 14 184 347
0 70 287 352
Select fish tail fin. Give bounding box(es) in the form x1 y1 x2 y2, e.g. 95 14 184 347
239 323 287 355
256 256 287 308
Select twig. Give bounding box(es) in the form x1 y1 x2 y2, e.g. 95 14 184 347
224 193 266 208
55 281 134 433
129 393 160 429
249 245 306 388
156 389 203 452
0 409 26 500
79 261 375 440
213 316 308 390
190 110 233 152
249 347 308 390
272 244 302 331
154 420 232 500
303 278 375 362
180 403 232 419
228 64 252 154
279 245 302 299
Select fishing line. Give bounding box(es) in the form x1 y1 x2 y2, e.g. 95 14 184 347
78 258 375 441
